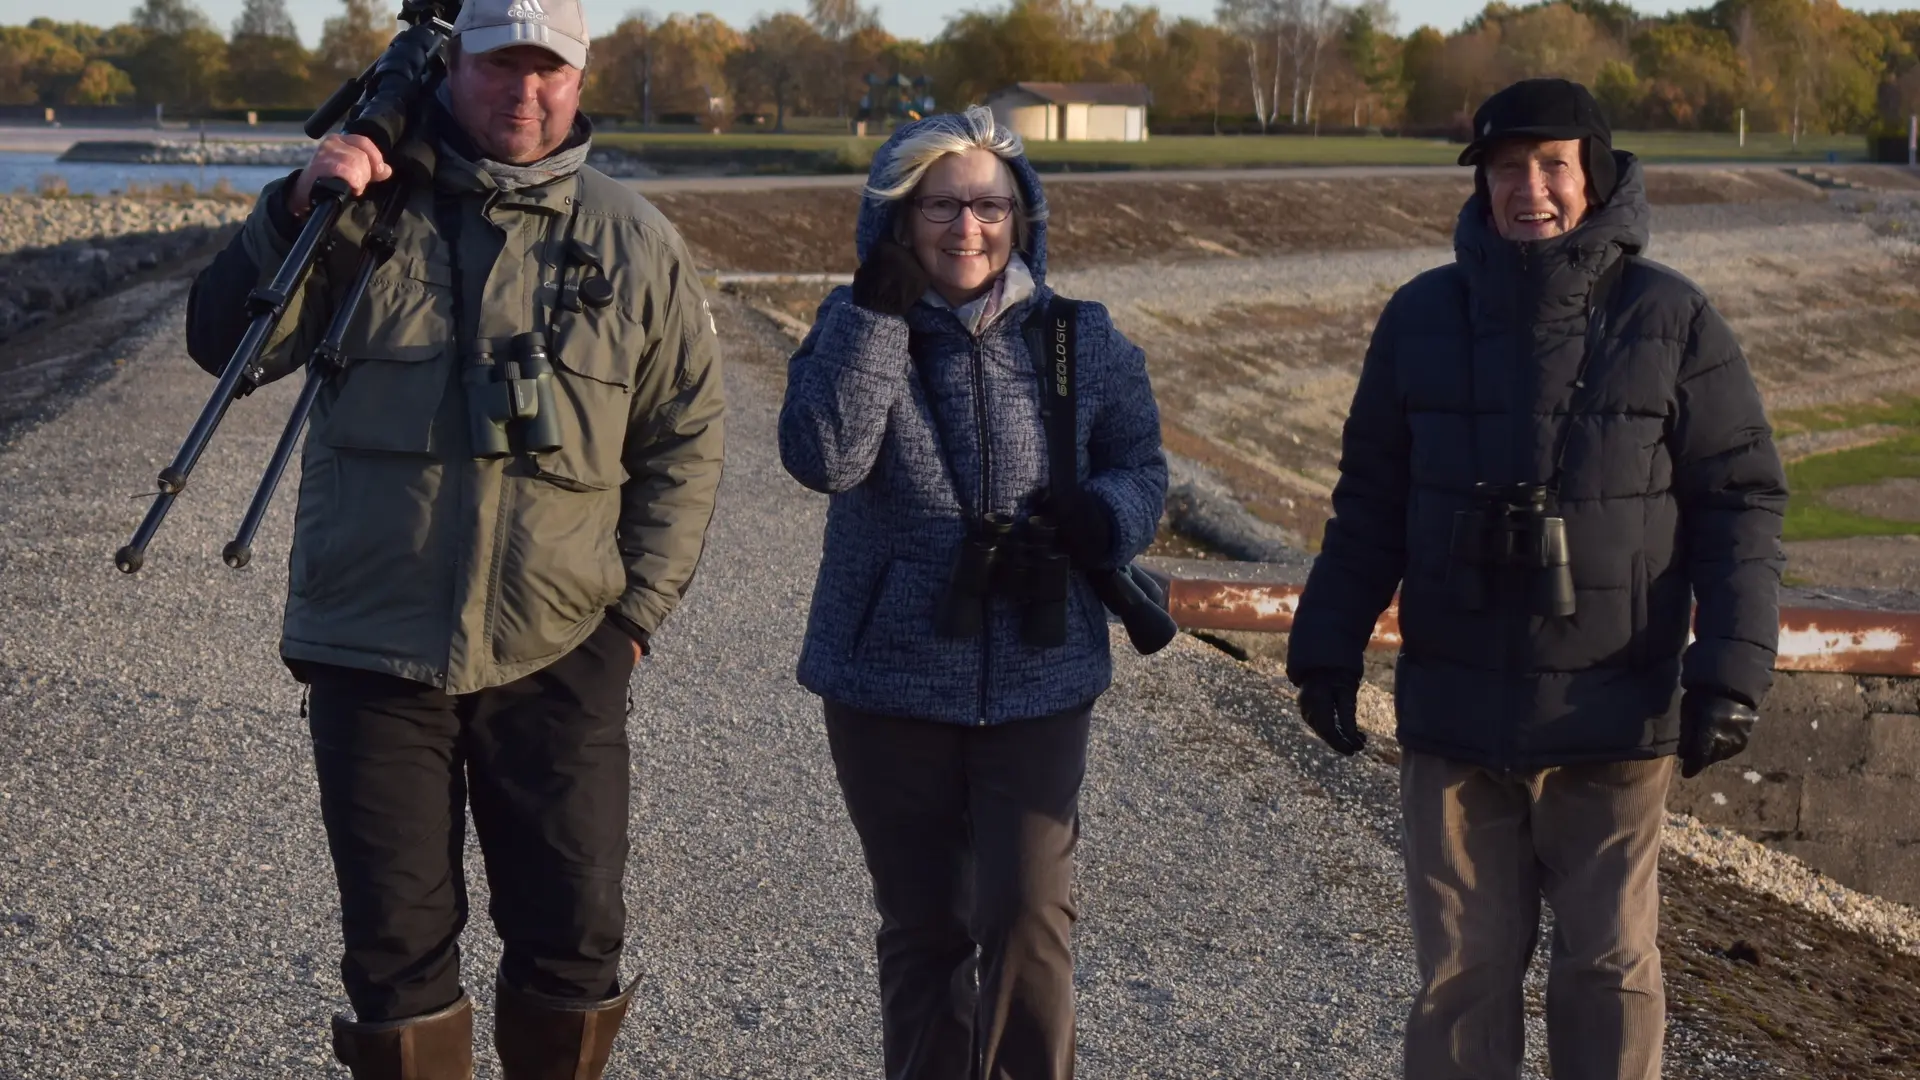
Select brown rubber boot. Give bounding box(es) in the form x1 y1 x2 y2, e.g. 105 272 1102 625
330 992 474 1080
493 976 636 1080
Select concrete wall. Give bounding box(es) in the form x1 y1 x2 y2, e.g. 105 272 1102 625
984 97 1054 142
981 97 1144 142
1665 670 1920 907
1063 104 1088 141
1084 105 1142 141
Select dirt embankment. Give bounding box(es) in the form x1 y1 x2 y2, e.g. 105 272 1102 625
658 165 1818 275
699 165 1920 561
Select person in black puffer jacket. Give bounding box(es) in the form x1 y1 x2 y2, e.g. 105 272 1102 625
1286 79 1786 1080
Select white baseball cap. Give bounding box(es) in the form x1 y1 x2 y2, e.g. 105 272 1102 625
453 0 590 70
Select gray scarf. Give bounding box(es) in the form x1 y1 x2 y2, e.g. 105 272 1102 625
434 82 593 191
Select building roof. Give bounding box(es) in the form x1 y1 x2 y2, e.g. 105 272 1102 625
990 82 1152 107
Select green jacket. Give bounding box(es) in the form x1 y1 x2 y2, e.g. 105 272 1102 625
186 131 724 694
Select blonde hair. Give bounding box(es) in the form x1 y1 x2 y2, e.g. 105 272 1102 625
867 104 1045 247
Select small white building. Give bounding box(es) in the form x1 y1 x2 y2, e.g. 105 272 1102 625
981 83 1150 142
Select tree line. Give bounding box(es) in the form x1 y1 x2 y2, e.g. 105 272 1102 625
4 0 1920 135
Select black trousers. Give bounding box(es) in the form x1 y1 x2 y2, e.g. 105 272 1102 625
824 700 1092 1080
301 620 636 1023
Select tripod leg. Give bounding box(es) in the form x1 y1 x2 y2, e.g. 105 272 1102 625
116 195 345 574
223 366 326 570
224 185 410 571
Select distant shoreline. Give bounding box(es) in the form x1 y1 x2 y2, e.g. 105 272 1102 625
0 123 313 156
57 139 312 166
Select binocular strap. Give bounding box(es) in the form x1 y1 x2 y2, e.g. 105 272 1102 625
1024 294 1082 517
1545 255 1629 499
432 188 472 375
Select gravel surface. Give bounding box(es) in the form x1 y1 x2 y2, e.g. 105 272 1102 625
0 196 250 258
1661 815 1920 958
0 291 1436 1077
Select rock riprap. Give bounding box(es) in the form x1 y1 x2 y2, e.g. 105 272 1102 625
0 195 253 342
58 139 311 167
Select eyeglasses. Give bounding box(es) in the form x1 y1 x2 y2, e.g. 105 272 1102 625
912 195 1016 225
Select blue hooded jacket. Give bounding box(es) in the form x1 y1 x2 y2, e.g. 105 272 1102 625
778 113 1169 724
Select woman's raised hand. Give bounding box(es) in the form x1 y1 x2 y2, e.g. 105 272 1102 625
851 241 931 317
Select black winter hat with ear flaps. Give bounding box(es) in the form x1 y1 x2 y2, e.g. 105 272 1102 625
1459 77 1618 207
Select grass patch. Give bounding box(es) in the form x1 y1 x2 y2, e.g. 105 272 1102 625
1022 134 1460 168
1772 396 1920 437
1782 429 1920 540
594 128 1865 171
596 132 879 153
1611 131 1863 163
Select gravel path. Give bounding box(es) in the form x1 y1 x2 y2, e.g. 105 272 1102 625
0 292 1433 1077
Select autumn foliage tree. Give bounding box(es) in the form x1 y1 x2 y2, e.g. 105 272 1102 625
225 0 309 108
7 0 1920 136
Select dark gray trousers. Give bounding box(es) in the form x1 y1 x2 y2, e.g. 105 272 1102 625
824 701 1092 1080
301 619 636 1023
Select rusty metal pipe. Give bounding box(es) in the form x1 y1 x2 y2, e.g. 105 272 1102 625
1144 558 1920 677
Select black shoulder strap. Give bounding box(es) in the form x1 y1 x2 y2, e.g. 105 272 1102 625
1547 255 1631 494
1028 293 1080 514
432 188 469 362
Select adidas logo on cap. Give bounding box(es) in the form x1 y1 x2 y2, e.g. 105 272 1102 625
452 0 589 68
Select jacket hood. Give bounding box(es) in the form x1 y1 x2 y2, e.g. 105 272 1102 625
1454 149 1649 284
854 113 1051 285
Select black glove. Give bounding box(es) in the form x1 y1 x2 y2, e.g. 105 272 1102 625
1054 490 1114 570
1296 669 1364 756
1678 691 1756 779
850 241 930 316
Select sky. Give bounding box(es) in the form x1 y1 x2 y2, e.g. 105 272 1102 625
9 0 1920 47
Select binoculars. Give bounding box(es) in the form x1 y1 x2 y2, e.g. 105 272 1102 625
935 513 1072 648
464 331 561 460
1445 482 1576 618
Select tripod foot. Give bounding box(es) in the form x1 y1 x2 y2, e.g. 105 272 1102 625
222 541 252 570
114 545 145 575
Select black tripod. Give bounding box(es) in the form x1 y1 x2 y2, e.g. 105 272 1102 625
115 0 463 575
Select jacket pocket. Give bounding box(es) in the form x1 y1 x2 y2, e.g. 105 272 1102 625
539 305 639 490
846 559 895 660
853 557 974 692
286 446 449 632
287 449 337 601
317 257 453 455
491 482 625 665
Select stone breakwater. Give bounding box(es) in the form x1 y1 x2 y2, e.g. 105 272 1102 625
0 196 252 342
58 139 311 167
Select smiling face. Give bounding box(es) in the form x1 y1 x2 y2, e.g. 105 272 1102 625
1485 138 1590 242
905 148 1018 306
446 43 583 165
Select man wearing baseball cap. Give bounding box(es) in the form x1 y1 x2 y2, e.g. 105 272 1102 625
1287 78 1785 1078
184 1 725 1077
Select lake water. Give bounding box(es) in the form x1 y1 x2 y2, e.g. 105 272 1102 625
0 151 288 197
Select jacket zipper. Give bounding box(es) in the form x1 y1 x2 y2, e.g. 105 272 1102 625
1501 243 1534 773
971 334 992 725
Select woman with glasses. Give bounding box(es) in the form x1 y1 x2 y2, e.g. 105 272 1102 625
778 106 1167 1079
